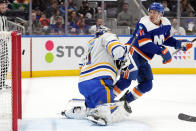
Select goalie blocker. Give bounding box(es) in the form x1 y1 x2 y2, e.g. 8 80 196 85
61 99 132 126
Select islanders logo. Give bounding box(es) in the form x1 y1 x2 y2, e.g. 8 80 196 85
45 40 54 63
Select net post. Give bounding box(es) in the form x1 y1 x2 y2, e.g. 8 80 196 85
11 31 18 131
17 33 22 120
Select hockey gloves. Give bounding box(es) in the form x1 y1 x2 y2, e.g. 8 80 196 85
121 63 138 80
120 53 138 80
160 46 172 64
181 41 192 51
176 40 193 51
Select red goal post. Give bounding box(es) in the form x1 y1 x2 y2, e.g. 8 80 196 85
0 31 22 131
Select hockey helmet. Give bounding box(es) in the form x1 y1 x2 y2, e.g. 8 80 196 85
148 2 164 15
95 25 110 38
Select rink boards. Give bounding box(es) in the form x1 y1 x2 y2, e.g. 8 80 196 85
21 35 196 78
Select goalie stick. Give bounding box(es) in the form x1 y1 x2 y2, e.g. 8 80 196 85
178 113 196 122
172 38 196 55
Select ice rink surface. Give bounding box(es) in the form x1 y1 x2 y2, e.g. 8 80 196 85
20 75 196 131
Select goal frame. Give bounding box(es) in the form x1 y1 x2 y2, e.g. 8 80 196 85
11 31 22 131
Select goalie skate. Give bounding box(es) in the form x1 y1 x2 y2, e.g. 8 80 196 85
87 115 107 126
61 99 87 119
87 101 131 126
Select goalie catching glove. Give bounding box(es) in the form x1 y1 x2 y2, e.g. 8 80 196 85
114 51 138 80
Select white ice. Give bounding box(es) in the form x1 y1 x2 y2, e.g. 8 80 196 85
19 75 196 131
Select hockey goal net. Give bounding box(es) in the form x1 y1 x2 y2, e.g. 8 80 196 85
0 31 22 131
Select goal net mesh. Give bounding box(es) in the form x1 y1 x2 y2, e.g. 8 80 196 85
0 32 13 131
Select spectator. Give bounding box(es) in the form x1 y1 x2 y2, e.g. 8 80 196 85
69 10 79 23
184 11 196 32
12 0 29 11
106 2 118 18
59 0 77 17
50 16 65 35
77 1 94 18
39 12 50 31
95 6 106 19
171 18 186 35
69 10 79 35
117 2 133 26
76 14 89 35
50 10 64 25
35 7 41 21
89 18 103 35
31 11 42 35
162 1 170 12
67 0 77 12
45 1 58 18
32 0 48 12
180 0 195 16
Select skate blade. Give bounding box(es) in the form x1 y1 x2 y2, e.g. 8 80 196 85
86 116 107 126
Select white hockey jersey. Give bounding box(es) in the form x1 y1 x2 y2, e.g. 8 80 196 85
79 32 125 84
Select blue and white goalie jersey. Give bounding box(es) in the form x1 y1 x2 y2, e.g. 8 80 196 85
79 32 125 84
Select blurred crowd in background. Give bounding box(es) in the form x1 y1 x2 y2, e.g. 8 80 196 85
3 0 196 35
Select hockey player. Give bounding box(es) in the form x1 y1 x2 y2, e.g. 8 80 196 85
113 2 193 103
62 25 137 125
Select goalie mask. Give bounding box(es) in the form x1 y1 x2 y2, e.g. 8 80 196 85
95 25 110 38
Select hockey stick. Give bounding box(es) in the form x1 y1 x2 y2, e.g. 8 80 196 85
178 113 196 122
126 26 143 53
172 38 196 55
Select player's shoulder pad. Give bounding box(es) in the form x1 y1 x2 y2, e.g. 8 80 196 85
161 17 171 26
139 16 155 32
139 16 171 32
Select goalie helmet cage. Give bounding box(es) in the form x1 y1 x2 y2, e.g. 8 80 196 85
0 31 22 131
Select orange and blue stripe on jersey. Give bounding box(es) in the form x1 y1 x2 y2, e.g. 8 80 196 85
138 38 152 47
106 40 123 56
80 62 117 78
131 45 152 61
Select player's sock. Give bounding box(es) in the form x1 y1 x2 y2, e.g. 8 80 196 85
120 86 143 103
113 85 122 98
